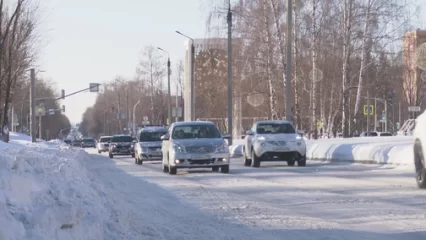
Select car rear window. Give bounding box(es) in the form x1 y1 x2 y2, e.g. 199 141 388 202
83 139 95 142
256 123 296 134
99 137 112 142
111 136 133 142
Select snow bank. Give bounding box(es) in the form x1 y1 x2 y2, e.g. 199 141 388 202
229 136 415 166
307 136 414 166
0 133 131 239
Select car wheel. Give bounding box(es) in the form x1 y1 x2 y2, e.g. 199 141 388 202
168 154 177 175
98 150 101 154
212 166 219 172
243 147 251 167
109 153 113 159
221 165 229 173
414 141 426 189
251 148 260 168
297 155 307 167
287 160 296 166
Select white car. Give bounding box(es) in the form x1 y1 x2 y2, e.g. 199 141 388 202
160 121 231 175
413 113 426 189
243 120 306 167
97 136 112 153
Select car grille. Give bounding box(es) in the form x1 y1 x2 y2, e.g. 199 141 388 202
148 147 161 151
267 141 287 146
186 146 215 153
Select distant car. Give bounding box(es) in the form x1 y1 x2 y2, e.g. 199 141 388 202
108 135 135 158
134 126 168 165
97 136 112 153
81 138 96 148
71 139 82 147
413 114 426 189
243 120 306 167
160 121 230 175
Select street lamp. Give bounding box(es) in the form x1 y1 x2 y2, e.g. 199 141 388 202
133 99 140 135
157 47 172 125
176 30 195 121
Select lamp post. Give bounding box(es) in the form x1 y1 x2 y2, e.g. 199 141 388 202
133 99 140 135
285 0 293 123
176 30 195 121
157 47 172 125
226 0 233 145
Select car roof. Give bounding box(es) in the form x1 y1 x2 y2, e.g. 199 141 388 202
174 121 215 126
112 134 132 137
99 136 112 138
139 126 168 132
256 120 292 125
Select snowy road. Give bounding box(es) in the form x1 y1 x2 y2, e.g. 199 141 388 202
84 148 426 240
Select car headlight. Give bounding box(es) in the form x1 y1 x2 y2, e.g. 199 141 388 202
110 144 116 148
256 136 266 141
173 144 185 153
260 142 267 147
130 144 134 148
216 143 229 153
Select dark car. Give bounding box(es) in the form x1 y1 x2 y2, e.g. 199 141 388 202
81 138 96 148
108 135 135 158
64 139 72 144
71 139 82 147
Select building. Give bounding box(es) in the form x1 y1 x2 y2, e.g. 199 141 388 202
183 38 227 121
402 29 426 111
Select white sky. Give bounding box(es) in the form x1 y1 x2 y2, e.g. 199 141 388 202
35 0 426 124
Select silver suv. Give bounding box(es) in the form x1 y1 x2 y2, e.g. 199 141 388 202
160 121 231 175
134 126 168 165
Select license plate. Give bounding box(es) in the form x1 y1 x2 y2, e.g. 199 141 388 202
152 152 162 156
191 155 210 160
274 147 290 151
120 149 129 153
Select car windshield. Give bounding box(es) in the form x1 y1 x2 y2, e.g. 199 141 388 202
256 123 296 134
172 124 221 139
111 136 133 142
83 139 95 142
99 137 112 142
140 131 167 142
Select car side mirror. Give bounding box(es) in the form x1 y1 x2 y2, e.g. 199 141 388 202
160 134 169 141
222 133 231 140
246 130 254 136
297 130 305 136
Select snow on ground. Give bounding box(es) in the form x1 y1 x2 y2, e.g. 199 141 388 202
229 136 415 166
0 133 138 240
85 148 426 240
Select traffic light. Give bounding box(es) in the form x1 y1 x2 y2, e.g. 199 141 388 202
61 89 65 99
62 105 65 112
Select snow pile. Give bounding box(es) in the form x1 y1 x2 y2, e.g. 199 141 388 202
306 136 414 165
229 136 415 166
0 133 131 240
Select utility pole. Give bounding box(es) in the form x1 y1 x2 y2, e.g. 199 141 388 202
167 56 172 125
384 99 388 132
191 42 195 121
38 104 42 140
285 0 293 122
175 83 179 122
227 0 233 145
366 89 370 133
30 68 36 142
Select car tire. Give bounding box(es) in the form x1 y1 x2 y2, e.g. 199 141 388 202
162 164 169 173
251 149 260 168
221 165 229 173
243 147 251 167
297 155 307 167
287 160 296 166
98 150 101 154
414 140 426 189
212 166 219 172
168 154 177 175
109 153 113 159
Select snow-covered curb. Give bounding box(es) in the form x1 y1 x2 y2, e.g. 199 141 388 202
306 136 414 166
229 136 415 166
0 133 132 239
